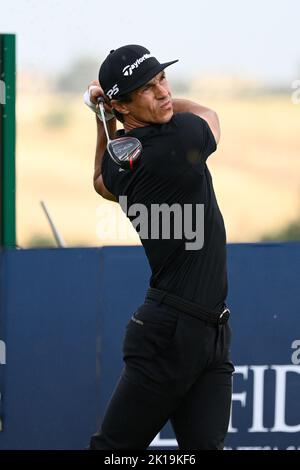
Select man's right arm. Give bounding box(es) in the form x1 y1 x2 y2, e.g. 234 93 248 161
93 114 117 202
88 81 118 202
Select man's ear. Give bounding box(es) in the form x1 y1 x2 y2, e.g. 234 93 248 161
111 99 130 115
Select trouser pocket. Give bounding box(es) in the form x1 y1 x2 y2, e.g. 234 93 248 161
123 302 180 363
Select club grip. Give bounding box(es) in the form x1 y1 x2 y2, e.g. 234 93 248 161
97 96 105 105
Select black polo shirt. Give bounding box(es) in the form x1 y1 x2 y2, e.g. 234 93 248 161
101 112 227 311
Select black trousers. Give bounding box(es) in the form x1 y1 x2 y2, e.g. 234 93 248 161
90 295 234 450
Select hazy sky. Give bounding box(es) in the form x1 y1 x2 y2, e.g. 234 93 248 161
1 0 300 84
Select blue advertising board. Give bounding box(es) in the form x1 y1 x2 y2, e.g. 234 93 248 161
0 243 299 449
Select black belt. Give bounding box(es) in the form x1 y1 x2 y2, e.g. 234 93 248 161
146 288 230 325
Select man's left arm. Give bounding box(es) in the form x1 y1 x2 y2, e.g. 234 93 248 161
172 98 220 145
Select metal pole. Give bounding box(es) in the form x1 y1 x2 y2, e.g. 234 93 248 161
40 201 66 248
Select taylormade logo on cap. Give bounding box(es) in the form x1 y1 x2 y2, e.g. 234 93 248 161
122 53 153 76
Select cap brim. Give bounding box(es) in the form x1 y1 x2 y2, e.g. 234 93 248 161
117 59 178 97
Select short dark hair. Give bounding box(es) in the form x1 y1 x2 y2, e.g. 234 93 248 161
111 92 132 123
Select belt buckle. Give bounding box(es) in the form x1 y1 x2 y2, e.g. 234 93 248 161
218 307 230 324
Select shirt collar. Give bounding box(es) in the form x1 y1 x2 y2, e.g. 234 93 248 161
116 124 160 140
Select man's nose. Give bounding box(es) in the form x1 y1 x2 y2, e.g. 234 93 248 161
155 83 169 98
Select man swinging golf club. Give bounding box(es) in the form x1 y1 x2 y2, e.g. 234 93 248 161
85 44 234 450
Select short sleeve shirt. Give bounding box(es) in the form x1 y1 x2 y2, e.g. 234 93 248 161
102 112 227 311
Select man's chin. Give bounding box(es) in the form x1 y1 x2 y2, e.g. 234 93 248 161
156 109 174 124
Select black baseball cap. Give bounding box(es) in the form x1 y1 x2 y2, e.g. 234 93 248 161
99 44 178 100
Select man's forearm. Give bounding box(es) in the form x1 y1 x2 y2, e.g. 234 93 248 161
93 116 118 202
93 116 117 182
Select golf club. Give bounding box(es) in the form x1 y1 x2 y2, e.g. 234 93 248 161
97 97 142 170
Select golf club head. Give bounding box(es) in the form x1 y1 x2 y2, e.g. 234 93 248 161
107 137 142 170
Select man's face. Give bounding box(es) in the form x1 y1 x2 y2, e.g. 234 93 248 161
118 71 173 125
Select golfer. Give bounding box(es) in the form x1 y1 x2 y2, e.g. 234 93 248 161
86 44 234 450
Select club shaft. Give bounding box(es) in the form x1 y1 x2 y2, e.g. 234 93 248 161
99 102 111 143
